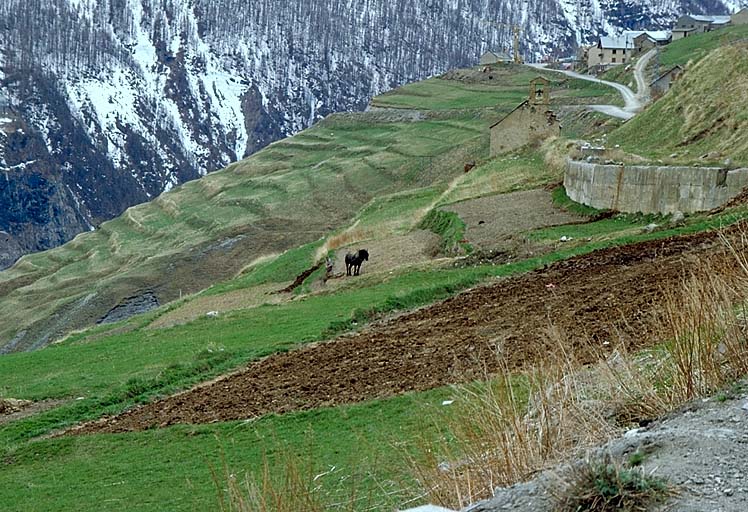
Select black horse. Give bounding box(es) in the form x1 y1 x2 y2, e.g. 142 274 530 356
345 249 369 276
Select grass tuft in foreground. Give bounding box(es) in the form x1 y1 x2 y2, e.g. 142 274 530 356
405 348 615 509
557 460 669 512
212 447 383 512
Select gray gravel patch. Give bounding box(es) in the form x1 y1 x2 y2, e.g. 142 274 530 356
465 385 748 511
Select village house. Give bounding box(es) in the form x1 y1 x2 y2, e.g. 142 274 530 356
672 14 731 40
479 50 512 66
732 7 748 25
586 31 670 69
489 77 560 157
633 32 666 52
650 65 683 99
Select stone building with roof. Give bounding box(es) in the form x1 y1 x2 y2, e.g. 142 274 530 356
672 14 731 40
586 31 670 69
733 8 748 25
489 77 560 157
650 65 683 98
479 51 511 66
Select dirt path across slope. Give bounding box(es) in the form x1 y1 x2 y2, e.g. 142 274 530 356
73 227 737 435
1 399 69 426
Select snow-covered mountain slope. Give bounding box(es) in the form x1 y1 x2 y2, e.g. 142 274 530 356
0 0 744 267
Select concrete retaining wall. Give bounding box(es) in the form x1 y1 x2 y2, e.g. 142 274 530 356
564 160 748 213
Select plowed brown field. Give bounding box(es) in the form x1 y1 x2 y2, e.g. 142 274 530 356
74 228 737 434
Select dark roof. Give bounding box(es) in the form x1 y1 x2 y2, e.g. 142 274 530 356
481 50 511 60
490 100 529 129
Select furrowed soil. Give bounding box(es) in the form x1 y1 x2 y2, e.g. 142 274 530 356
73 227 736 435
444 189 585 252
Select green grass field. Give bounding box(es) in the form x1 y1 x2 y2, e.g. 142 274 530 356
1 389 457 512
0 61 624 355
440 147 563 204
600 64 636 91
372 72 621 111
2 197 744 431
0 115 487 352
2 50 738 511
3 203 747 510
372 77 529 110
610 43 748 165
659 24 748 68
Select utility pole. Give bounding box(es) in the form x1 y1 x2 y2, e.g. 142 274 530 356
511 25 521 64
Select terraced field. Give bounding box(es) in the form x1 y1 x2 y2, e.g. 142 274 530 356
73 226 738 434
3 44 748 512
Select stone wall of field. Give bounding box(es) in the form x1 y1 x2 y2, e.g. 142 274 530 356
564 160 748 213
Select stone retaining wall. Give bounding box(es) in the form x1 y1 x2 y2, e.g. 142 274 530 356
564 160 748 213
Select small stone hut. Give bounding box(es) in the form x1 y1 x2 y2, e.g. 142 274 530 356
672 14 731 40
650 65 683 98
480 51 511 66
489 77 560 157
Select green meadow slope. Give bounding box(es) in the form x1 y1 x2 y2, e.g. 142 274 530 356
658 23 748 68
3 43 748 512
0 65 611 353
0 62 633 511
611 42 748 165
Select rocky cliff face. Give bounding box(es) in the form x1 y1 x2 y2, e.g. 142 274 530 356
0 0 744 268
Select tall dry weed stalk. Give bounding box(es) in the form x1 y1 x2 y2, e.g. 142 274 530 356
660 267 748 402
407 349 616 509
211 448 332 512
211 445 382 512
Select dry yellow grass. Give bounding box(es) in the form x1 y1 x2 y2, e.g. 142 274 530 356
236 252 281 277
613 43 748 164
316 222 386 260
211 448 378 512
407 233 748 509
407 350 616 508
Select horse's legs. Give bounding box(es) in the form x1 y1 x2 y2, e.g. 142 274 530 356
346 263 351 276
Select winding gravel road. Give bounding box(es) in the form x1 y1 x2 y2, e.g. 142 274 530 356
633 47 657 104
530 48 656 120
